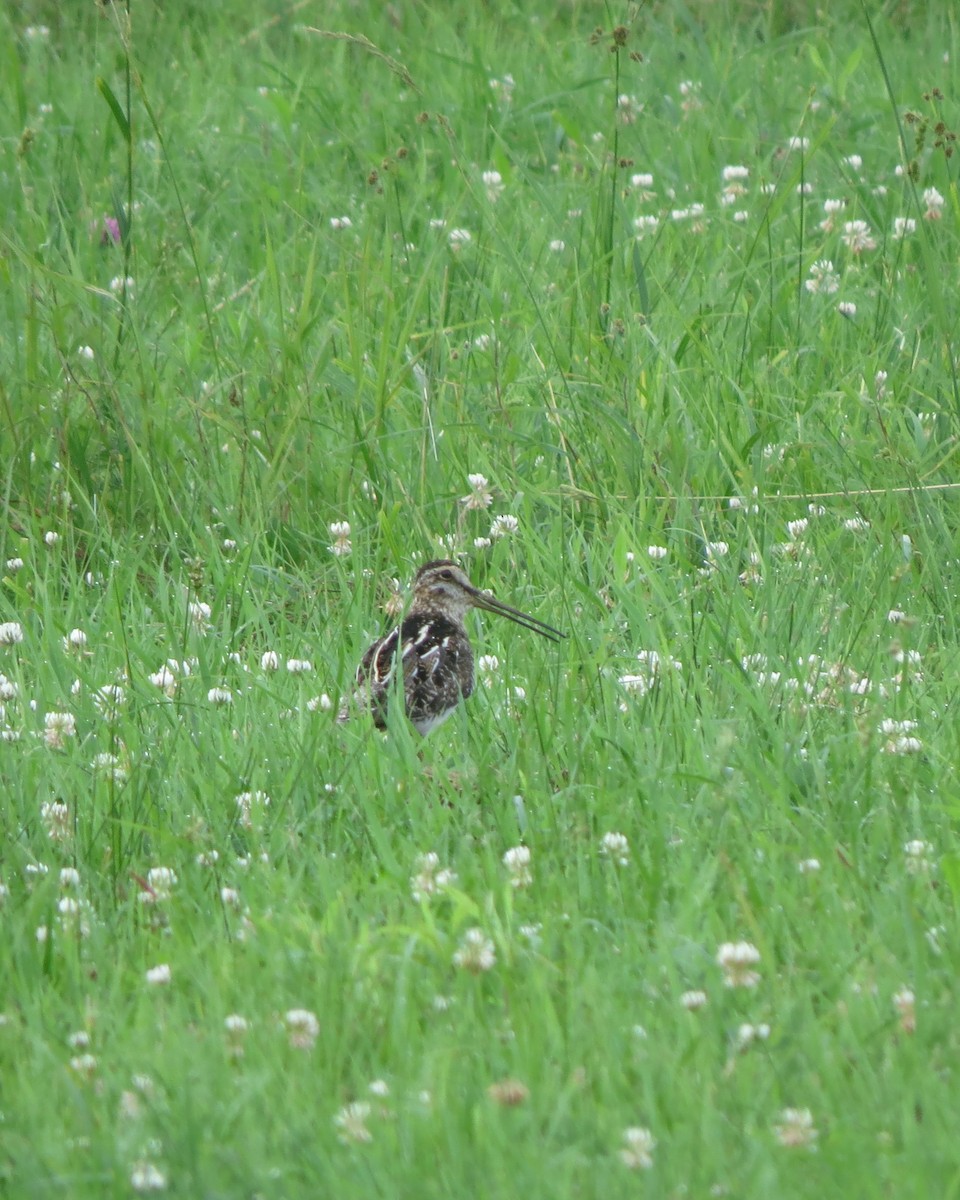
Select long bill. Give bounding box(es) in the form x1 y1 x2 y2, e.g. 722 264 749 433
468 588 566 642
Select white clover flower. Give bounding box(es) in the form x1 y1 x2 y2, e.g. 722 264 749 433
680 989 708 1011
328 521 352 557
5 558 24 573
478 654 500 674
600 831 630 866
671 203 706 223
633 214 659 235
94 683 127 715
482 169 504 201
0 622 24 645
679 79 703 112
145 964 171 986
893 986 916 1033
903 840 935 874
805 259 840 295
91 751 127 782
41 800 70 841
548 239 565 252
618 672 653 698
619 1126 656 1169
617 93 642 123
334 1100 372 1144
286 658 313 674
130 1161 168 1192
44 711 76 749
786 136 809 151
307 693 333 712
818 198 846 232
893 216 916 239
735 1022 771 1050
330 215 352 230
284 1008 319 1049
461 473 493 510
235 790 270 829
884 735 923 755
188 600 211 628
63 628 88 651
923 186 944 219
773 1107 818 1150
878 718 919 735
145 867 178 901
798 858 821 874
838 300 857 318
716 941 761 988
844 516 870 532
842 219 876 253
453 927 496 973
148 665 178 696
490 514 519 538
57 896 93 937
410 852 456 901
642 649 681 674
207 686 233 706
69 1052 98 1078
60 867 81 889
620 650 681 700
647 545 668 560
448 228 472 249
503 845 532 889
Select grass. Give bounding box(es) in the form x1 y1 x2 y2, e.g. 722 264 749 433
2 0 960 1195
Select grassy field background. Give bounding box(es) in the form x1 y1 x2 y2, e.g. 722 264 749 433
2 0 959 1195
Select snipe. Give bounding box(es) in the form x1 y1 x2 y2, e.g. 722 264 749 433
351 560 564 735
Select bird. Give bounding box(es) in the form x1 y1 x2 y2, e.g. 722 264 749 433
351 559 564 735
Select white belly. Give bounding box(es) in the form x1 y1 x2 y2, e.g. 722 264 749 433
411 706 458 736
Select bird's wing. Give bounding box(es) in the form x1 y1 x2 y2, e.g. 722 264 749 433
354 616 473 729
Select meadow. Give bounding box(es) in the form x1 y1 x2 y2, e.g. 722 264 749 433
2 0 959 1195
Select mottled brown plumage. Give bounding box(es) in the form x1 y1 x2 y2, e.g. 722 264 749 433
353 560 563 735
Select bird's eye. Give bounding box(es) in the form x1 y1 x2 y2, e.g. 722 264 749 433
439 569 454 580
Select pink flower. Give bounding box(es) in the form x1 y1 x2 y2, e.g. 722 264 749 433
98 216 121 246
